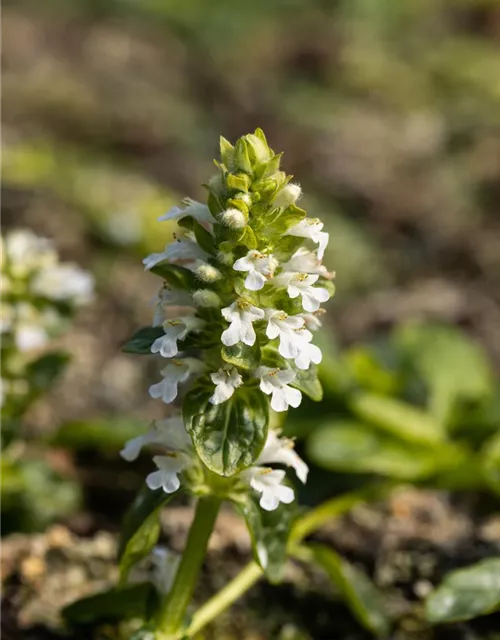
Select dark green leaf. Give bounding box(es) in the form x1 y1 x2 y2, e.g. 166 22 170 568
349 392 444 445
183 385 269 476
177 215 215 254
27 351 70 393
62 583 157 625
119 485 178 582
307 420 442 480
237 493 296 582
221 341 261 370
122 326 164 355
306 543 390 637
150 263 197 290
425 558 500 624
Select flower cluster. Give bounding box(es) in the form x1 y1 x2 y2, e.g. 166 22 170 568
1 229 94 407
122 130 334 510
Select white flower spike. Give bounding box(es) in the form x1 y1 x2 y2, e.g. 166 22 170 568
221 299 265 347
210 366 243 405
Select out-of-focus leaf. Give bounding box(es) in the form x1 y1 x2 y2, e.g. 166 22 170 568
236 493 296 583
395 323 493 427
122 327 164 355
62 583 157 624
150 263 197 290
350 392 444 445
304 543 390 637
51 417 144 452
307 420 441 480
346 346 401 396
425 558 500 624
480 431 500 497
27 351 70 394
119 485 178 583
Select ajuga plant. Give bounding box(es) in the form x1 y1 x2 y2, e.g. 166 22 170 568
1 229 94 531
114 129 355 638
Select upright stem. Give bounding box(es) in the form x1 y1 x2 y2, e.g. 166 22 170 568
158 496 221 637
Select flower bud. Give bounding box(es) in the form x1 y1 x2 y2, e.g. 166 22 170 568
219 208 247 230
233 192 252 207
195 262 222 283
192 289 221 308
216 250 234 265
274 183 302 208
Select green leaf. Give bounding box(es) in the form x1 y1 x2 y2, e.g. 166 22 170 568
177 215 215 254
480 431 500 497
119 485 178 583
237 493 296 582
52 417 144 451
27 351 70 393
183 384 269 476
255 153 283 180
149 263 197 290
425 558 500 624
122 326 164 355
269 204 306 235
349 392 444 445
290 363 323 402
221 341 261 370
307 420 441 480
62 583 157 625
219 136 235 169
234 139 252 173
245 133 271 164
226 172 251 192
238 225 258 250
395 323 493 427
305 544 390 637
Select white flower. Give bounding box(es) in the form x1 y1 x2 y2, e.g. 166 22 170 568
274 183 302 208
209 366 243 404
257 430 309 484
219 208 247 229
242 467 295 511
5 230 57 277
32 263 94 305
15 324 48 352
151 547 180 595
143 239 208 271
151 316 205 358
120 416 191 461
293 328 322 370
146 453 190 493
258 367 302 412
265 309 305 359
274 273 330 312
233 250 278 291
298 311 323 332
151 287 192 327
221 299 265 347
149 358 204 404
282 247 328 276
285 219 329 260
158 198 213 224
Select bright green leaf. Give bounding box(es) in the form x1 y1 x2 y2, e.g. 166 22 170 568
183 385 269 476
219 136 235 170
307 420 441 480
305 543 390 637
122 326 164 355
425 558 500 624
235 139 252 173
350 392 444 445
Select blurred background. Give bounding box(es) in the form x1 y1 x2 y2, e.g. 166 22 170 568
2 0 500 638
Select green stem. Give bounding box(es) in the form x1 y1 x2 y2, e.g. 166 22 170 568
158 496 221 637
186 483 393 636
187 562 262 636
